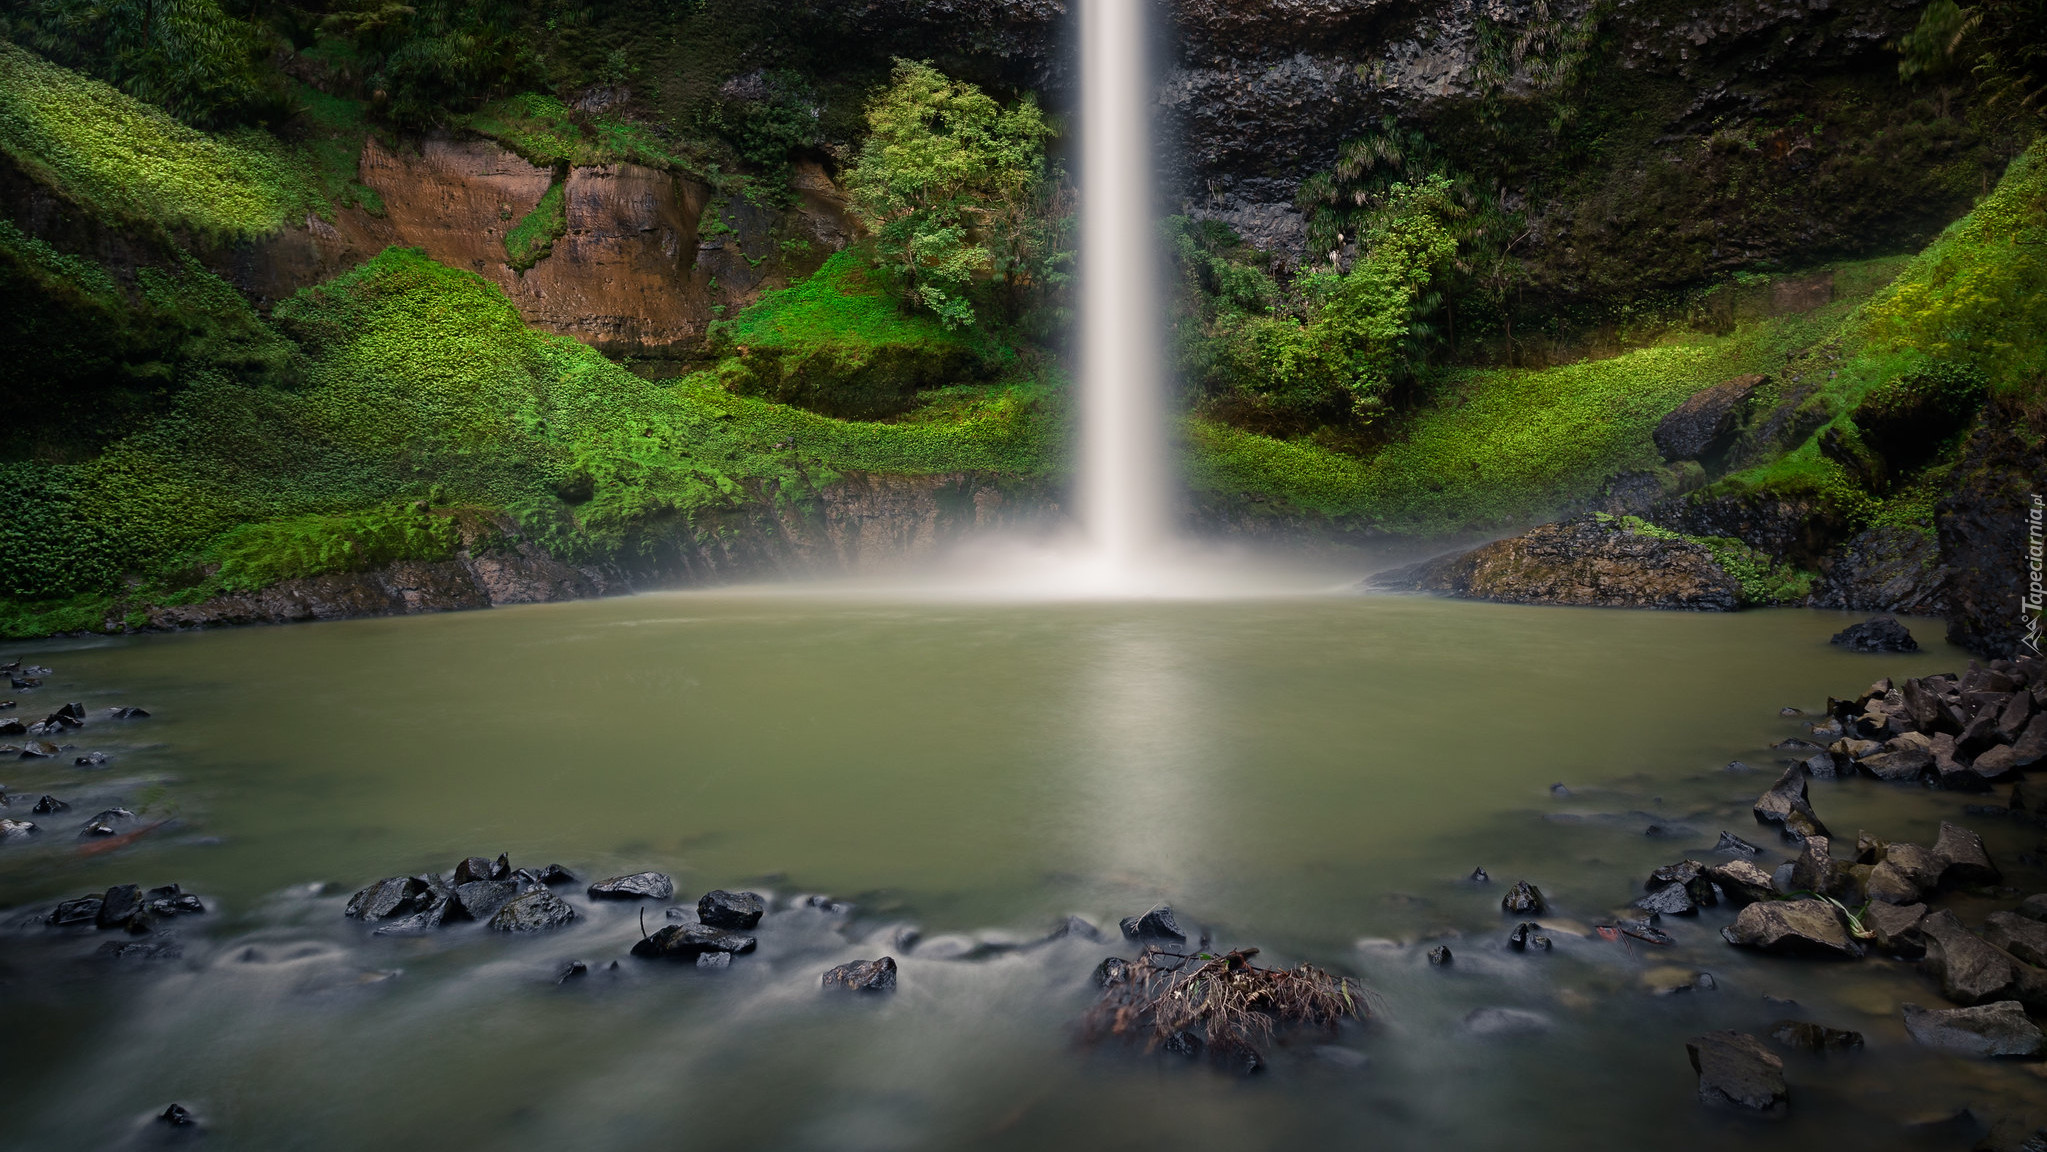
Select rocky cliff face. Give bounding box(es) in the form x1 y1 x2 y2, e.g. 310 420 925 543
1939 398 2047 659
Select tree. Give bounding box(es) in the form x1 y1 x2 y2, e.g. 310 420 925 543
845 59 1055 328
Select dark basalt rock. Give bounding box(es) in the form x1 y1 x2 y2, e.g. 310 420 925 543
1721 899 1862 957
1654 376 1764 463
1469 866 1489 882
97 884 143 930
1932 822 2001 887
1714 831 1764 856
453 856 503 885
1427 945 1452 966
452 880 520 922
1094 956 1131 987
345 875 432 921
1858 746 1932 783
632 923 756 960
1866 842 1940 904
1501 881 1546 914
697 889 766 930
489 889 577 932
587 872 674 901
555 960 588 984
1636 882 1699 916
157 1103 197 1128
1050 915 1104 942
1120 905 1186 942
1507 922 1552 951
19 740 58 758
96 939 181 961
1902 1001 2046 1057
537 864 576 886
1769 1020 1864 1052
1831 615 1919 652
72 751 108 767
1373 515 1742 611
2022 894 2047 922
696 951 732 969
822 956 897 992
0 817 37 839
373 895 452 936
1687 1031 1788 1114
109 706 150 719
1753 765 1829 841
0 718 22 735
49 895 102 925
1919 910 2047 1008
1788 836 1850 898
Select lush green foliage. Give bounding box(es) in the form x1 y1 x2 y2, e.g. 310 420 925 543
0 41 324 237
5 0 285 127
464 92 707 175
845 59 1058 328
311 0 540 128
504 180 565 271
204 505 461 591
1601 515 1817 605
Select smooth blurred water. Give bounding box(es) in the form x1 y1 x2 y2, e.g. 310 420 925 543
0 592 2040 1150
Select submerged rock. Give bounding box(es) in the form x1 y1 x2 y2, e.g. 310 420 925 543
1687 1031 1788 1114
1050 915 1105 942
697 889 766 930
1720 899 1862 957
1768 1020 1864 1052
1461 1007 1552 1036
49 895 102 925
1120 905 1186 942
72 751 108 767
109 706 150 719
1830 616 1919 653
1901 1001 2045 1057
587 872 674 901
96 939 181 961
1507 922 1551 951
822 956 898 992
30 795 67 814
489 889 576 932
1427 945 1452 966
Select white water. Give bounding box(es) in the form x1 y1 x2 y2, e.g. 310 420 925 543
1076 0 1169 583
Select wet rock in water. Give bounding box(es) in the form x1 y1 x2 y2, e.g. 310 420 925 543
1094 956 1131 987
1550 783 1570 797
587 872 674 901
1501 881 1546 914
97 884 144 930
1865 902 1929 958
1374 515 1743 610
1427 945 1453 966
1120 905 1186 942
0 817 37 839
109 706 149 719
822 956 897 992
1919 910 2047 1008
1831 615 1919 653
1753 765 1829 841
1982 912 2047 968
1469 866 1490 882
1706 859 1777 906
30 795 67 814
631 923 756 960
2019 894 2047 922
1932 822 2001 888
49 895 102 925
1769 1020 1865 1052
96 939 181 961
489 889 577 932
1901 1001 2046 1058
157 1103 197 1129
1508 922 1552 951
1971 745 2024 783
373 895 452 936
1721 899 1863 957
1646 968 1718 995
346 876 432 921
1789 836 1850 898
1866 842 1941 904
452 856 500 885
1780 706 1805 718
697 889 766 930
72 751 108 767
695 950 733 970
19 740 58 758
537 864 576 886
1725 760 1753 774
452 880 520 921
1859 747 1933 783
77 808 136 838
144 884 203 917
1637 882 1699 916
1715 831 1764 856
1686 1031 1788 1115
1619 920 1676 946
11 677 42 690
555 960 588 984
1647 859 1718 907
1050 915 1105 942
1314 1045 1371 1068
1462 1007 1553 1036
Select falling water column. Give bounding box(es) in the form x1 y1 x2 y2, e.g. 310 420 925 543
1079 0 1168 573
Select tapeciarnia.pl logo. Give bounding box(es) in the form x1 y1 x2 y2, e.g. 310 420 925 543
2027 493 2045 657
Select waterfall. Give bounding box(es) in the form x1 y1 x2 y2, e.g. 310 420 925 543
1077 0 1168 575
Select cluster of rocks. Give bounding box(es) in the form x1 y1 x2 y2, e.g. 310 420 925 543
44 881 206 961
345 854 580 934
1778 661 2045 790
0 659 155 842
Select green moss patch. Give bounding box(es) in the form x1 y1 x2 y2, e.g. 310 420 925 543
505 181 566 271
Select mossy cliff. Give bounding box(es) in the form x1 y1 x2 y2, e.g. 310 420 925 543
1 2 2041 647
